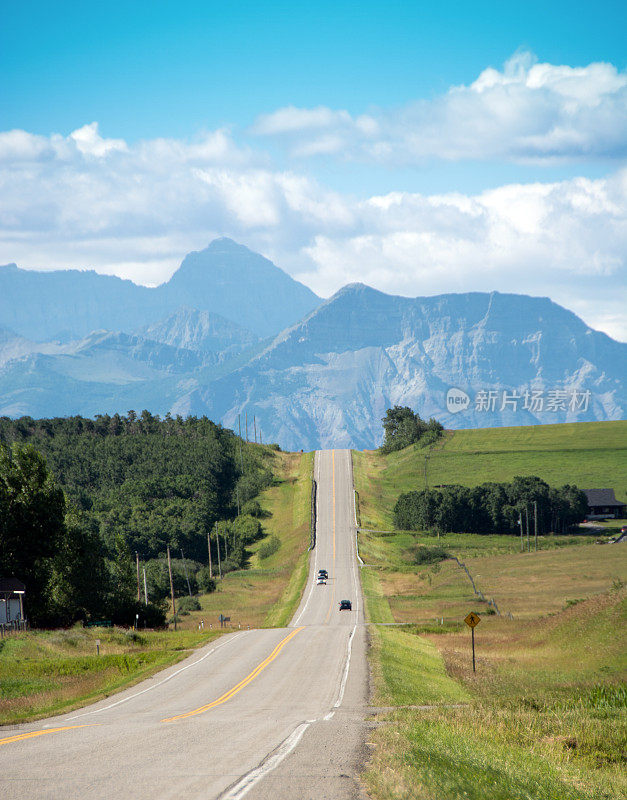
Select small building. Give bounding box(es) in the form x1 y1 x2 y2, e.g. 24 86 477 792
584 489 626 520
0 577 26 623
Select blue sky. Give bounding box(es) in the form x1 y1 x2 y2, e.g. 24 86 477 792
1 1 626 338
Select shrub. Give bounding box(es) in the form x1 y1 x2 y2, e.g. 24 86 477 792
405 545 450 565
258 535 281 559
196 567 216 594
177 596 201 613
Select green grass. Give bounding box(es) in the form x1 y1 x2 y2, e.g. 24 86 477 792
0 626 218 725
353 421 627 530
356 422 627 799
364 589 627 800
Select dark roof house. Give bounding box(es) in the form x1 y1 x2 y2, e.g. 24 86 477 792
584 489 626 518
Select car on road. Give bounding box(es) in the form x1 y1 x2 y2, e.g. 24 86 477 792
339 600 352 610
318 569 328 579
316 577 327 585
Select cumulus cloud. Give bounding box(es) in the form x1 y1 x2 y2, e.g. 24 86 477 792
252 52 627 164
0 122 625 340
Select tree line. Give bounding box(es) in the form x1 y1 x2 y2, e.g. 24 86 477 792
0 412 276 627
394 476 588 535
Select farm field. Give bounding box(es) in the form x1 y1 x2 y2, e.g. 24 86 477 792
353 420 627 531
355 421 627 800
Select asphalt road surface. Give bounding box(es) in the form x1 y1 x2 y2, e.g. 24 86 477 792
0 449 369 799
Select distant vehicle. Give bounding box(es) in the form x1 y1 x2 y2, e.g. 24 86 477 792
316 577 327 585
339 600 352 610
318 569 328 578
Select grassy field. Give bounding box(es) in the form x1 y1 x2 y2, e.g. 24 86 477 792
363 568 626 799
353 420 627 530
356 421 627 799
0 626 217 725
1 450 314 725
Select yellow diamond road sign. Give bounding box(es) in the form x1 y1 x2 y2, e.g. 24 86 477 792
464 612 481 628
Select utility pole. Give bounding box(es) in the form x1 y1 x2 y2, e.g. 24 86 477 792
208 527 213 578
253 415 257 444
245 411 249 442
181 549 192 596
534 501 538 552
424 454 429 490
223 523 228 561
526 506 530 552
216 526 222 579
167 546 177 630
136 552 141 603
238 415 244 471
143 567 148 606
519 514 524 551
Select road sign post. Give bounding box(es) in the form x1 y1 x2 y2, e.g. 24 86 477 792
464 611 481 672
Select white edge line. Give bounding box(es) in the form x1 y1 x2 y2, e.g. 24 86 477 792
334 624 356 709
66 631 246 720
220 721 312 800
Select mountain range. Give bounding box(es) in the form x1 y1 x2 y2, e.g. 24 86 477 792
0 238 624 449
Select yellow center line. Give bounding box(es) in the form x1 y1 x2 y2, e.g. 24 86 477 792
324 449 336 624
0 724 91 748
162 627 304 722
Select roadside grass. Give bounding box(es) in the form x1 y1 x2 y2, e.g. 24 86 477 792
363 586 627 800
168 450 313 631
353 420 627 530
0 626 217 725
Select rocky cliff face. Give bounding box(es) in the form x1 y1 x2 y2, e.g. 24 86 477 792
190 285 625 449
138 306 259 359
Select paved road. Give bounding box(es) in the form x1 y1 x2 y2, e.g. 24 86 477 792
0 449 369 799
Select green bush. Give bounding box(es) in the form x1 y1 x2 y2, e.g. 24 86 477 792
258 535 281 559
177 596 201 613
196 567 216 594
405 545 450 565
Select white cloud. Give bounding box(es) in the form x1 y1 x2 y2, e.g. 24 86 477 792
252 52 627 164
0 123 625 340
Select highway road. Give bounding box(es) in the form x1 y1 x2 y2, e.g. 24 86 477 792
0 449 369 799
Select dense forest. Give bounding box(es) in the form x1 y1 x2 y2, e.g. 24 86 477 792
0 412 275 627
394 476 588 535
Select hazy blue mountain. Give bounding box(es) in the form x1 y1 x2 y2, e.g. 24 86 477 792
0 238 320 341
138 306 259 358
161 239 319 338
0 240 624 448
189 285 626 449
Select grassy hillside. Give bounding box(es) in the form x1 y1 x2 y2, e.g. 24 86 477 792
356 421 627 799
354 421 627 530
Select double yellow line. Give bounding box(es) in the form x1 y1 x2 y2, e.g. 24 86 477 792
323 449 336 624
0 724 90 748
162 627 304 722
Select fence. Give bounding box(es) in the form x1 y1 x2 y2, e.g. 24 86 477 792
0 619 29 637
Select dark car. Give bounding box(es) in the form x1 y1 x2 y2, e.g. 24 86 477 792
339 600 352 610
318 569 328 578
